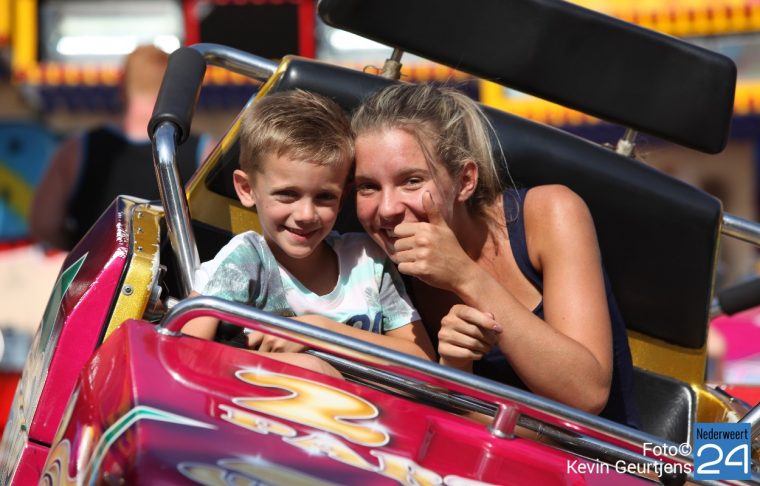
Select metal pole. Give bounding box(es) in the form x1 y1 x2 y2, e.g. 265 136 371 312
615 128 637 157
380 48 404 80
191 43 278 81
722 213 760 246
152 122 199 297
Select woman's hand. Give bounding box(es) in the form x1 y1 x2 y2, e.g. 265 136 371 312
438 304 502 370
246 330 307 353
393 192 477 292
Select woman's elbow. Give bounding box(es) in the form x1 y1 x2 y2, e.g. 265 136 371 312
585 386 611 415
574 376 611 415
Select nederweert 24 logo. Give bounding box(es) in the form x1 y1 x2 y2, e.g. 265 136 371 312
693 423 751 480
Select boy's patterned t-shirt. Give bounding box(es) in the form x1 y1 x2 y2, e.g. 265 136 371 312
194 231 419 333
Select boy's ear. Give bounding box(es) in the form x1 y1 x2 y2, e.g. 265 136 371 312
456 160 478 202
233 169 256 208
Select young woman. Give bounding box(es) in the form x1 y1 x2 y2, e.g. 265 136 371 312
351 83 638 427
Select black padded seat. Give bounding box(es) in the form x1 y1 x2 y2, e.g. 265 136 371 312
633 368 695 444
319 0 735 154
265 58 722 352
200 58 720 438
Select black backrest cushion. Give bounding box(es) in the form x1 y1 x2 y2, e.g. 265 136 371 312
319 0 736 154
207 58 722 349
633 368 694 443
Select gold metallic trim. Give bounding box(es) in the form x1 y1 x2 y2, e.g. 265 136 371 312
693 384 742 424
103 202 163 340
186 58 296 235
628 330 707 384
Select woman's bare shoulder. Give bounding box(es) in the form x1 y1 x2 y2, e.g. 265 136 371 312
523 184 589 218
522 184 598 261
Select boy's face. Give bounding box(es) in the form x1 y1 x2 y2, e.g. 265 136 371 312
233 153 349 264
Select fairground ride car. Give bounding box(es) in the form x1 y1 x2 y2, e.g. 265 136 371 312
3 0 760 484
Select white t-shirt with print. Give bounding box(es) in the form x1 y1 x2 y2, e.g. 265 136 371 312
194 231 419 333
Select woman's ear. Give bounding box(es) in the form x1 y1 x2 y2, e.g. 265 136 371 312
456 160 478 202
233 169 256 208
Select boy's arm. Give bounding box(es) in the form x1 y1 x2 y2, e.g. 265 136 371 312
181 291 220 340
296 315 435 361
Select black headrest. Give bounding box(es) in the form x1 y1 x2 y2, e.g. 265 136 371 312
319 0 736 154
208 58 721 349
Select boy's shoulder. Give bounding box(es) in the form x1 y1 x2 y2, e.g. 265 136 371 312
224 230 265 249
212 230 271 261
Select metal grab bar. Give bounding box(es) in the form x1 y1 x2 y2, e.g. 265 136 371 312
150 44 278 296
722 213 760 246
158 296 754 485
192 43 279 81
152 122 199 296
740 402 760 441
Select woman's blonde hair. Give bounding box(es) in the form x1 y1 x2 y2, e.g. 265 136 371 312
239 89 354 175
351 83 503 213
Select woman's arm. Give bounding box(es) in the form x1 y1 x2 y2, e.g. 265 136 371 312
395 186 613 414
456 186 613 413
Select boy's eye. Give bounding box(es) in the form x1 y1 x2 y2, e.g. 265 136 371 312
316 192 340 202
273 190 298 201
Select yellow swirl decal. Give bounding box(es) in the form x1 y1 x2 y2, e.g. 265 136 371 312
219 404 297 438
234 370 389 447
215 369 498 485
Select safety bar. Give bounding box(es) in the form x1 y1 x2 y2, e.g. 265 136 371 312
740 402 760 442
149 44 278 296
722 213 760 246
710 276 760 319
192 43 279 80
152 122 199 297
707 213 760 319
159 296 760 485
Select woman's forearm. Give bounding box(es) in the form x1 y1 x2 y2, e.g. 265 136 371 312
451 270 611 413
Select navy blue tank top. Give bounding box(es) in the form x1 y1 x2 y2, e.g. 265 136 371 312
473 188 640 428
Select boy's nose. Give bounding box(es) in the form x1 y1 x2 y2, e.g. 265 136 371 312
295 200 319 223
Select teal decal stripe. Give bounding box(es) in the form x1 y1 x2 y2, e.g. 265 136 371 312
86 405 215 485
39 253 87 350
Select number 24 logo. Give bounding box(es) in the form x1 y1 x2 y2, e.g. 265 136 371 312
695 443 749 475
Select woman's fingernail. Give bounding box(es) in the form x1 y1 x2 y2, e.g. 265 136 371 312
493 324 503 333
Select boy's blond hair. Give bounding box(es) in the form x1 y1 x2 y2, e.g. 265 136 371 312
239 90 353 175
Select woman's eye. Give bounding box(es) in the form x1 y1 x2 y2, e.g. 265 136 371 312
356 183 378 195
404 177 423 187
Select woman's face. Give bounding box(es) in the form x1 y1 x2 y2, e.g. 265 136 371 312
354 128 455 262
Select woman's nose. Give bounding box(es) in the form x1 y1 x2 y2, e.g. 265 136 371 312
378 190 405 222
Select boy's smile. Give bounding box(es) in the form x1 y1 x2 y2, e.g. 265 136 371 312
233 153 349 272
